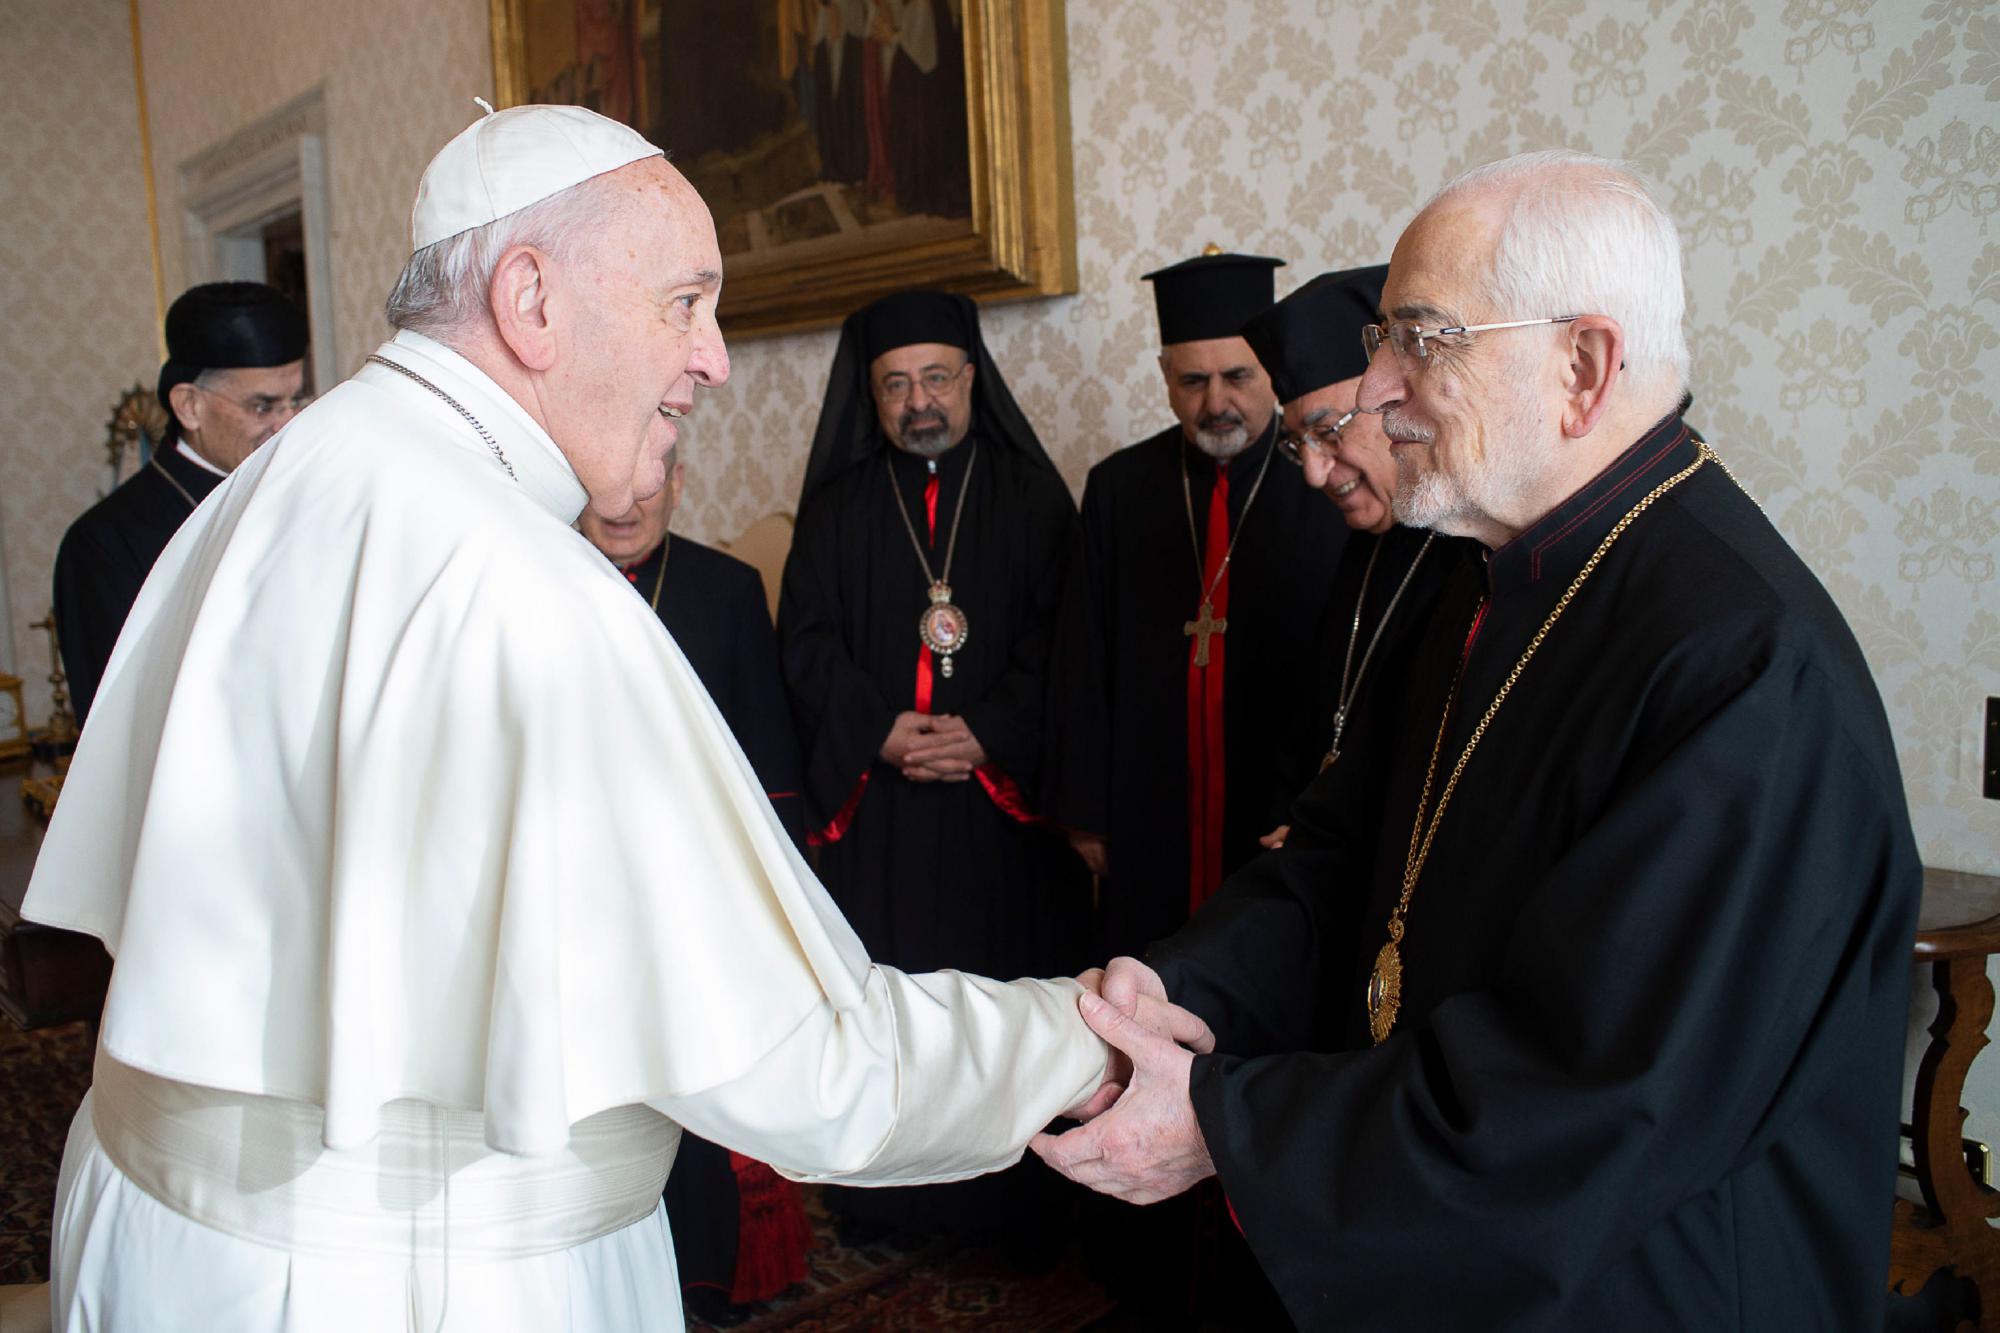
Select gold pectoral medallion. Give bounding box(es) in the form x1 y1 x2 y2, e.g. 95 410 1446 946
1363 446 1711 1046
919 581 969 678
1366 923 1404 1045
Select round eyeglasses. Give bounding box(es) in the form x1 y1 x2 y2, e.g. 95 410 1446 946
195 385 315 420
1277 409 1356 466
1361 315 1580 364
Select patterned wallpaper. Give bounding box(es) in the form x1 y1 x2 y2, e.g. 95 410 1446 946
690 0 2000 876
0 0 1992 875
0 0 161 720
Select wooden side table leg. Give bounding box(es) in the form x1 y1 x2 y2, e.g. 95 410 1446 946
1904 956 2000 1315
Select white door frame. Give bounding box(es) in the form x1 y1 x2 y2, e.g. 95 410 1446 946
178 87 336 392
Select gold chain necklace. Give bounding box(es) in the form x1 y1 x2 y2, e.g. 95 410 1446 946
149 455 199 510
1365 443 1712 1044
646 534 671 612
1323 531 1436 771
1178 418 1276 668
886 443 978 678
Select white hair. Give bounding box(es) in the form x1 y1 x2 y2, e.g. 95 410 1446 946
1428 149 1691 397
384 176 619 338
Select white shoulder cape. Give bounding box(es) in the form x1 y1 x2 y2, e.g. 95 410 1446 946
28 333 887 1155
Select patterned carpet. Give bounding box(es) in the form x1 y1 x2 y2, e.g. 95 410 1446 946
0 1019 1125 1329
0 1019 92 1286
688 1202 1117 1332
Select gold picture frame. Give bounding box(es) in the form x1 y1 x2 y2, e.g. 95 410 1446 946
489 0 1076 338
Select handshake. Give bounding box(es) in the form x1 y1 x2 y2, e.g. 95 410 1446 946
1035 957 1219 1206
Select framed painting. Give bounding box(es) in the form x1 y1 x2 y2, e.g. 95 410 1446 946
489 0 1076 337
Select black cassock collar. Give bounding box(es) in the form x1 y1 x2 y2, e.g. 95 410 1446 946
1485 411 1696 600
152 440 227 509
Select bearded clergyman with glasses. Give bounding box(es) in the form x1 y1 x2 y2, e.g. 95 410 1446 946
52 281 309 724
1036 151 1922 1333
1238 263 1470 853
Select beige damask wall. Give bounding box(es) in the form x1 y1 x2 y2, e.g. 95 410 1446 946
134 0 494 379
691 0 2000 876
0 0 1992 875
0 0 160 719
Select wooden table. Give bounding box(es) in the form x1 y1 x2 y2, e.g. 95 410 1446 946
0 756 109 1029
1889 866 2000 1321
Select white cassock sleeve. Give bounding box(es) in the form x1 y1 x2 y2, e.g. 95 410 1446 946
653 969 1104 1185
24 342 1108 1168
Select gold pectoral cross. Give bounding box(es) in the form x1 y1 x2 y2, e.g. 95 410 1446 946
1184 600 1227 668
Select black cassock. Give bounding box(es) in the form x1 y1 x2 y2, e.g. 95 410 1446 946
780 434 1087 980
53 445 220 725
616 533 812 1306
1149 415 1922 1331
622 533 806 848
1273 520 1464 805
1042 425 1349 958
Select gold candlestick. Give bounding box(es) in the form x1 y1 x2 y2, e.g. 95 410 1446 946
30 615 78 746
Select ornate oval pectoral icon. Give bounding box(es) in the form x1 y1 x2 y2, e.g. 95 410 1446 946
919 583 969 677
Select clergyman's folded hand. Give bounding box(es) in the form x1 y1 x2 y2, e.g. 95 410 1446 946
880 710 936 768
900 713 985 781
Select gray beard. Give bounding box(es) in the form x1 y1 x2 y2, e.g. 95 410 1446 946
1192 423 1251 459
1390 389 1548 539
898 424 956 458
1395 458 1469 533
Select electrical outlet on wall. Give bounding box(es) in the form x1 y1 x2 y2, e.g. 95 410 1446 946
1986 698 1998 801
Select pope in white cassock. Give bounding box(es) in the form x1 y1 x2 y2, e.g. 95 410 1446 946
25 106 1174 1331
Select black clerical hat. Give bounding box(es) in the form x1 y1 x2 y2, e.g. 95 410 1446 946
1240 265 1389 404
157 282 309 431
1142 248 1286 346
857 290 972 361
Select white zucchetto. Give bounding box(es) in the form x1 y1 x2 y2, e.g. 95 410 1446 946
409 102 663 252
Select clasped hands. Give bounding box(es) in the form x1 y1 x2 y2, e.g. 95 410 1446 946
881 710 987 782
1039 956 1219 1205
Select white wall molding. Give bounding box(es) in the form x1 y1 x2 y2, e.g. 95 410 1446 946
178 86 336 392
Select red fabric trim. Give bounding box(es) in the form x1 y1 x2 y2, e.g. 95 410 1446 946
726 1153 810 1304
914 473 940 713
1461 597 1491 664
974 764 1037 824
1226 1194 1245 1236
915 648 934 713
807 771 870 847
1527 425 1687 581
1186 465 1230 916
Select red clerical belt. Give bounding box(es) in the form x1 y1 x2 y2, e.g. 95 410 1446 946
1185 463 1229 913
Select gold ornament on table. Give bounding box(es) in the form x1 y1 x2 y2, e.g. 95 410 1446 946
0 671 28 762
14 616 77 819
21 756 68 822
32 615 78 748
106 385 170 488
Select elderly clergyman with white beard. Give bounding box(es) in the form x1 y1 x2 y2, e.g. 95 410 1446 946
25 105 1176 1332
1034 151 1922 1332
